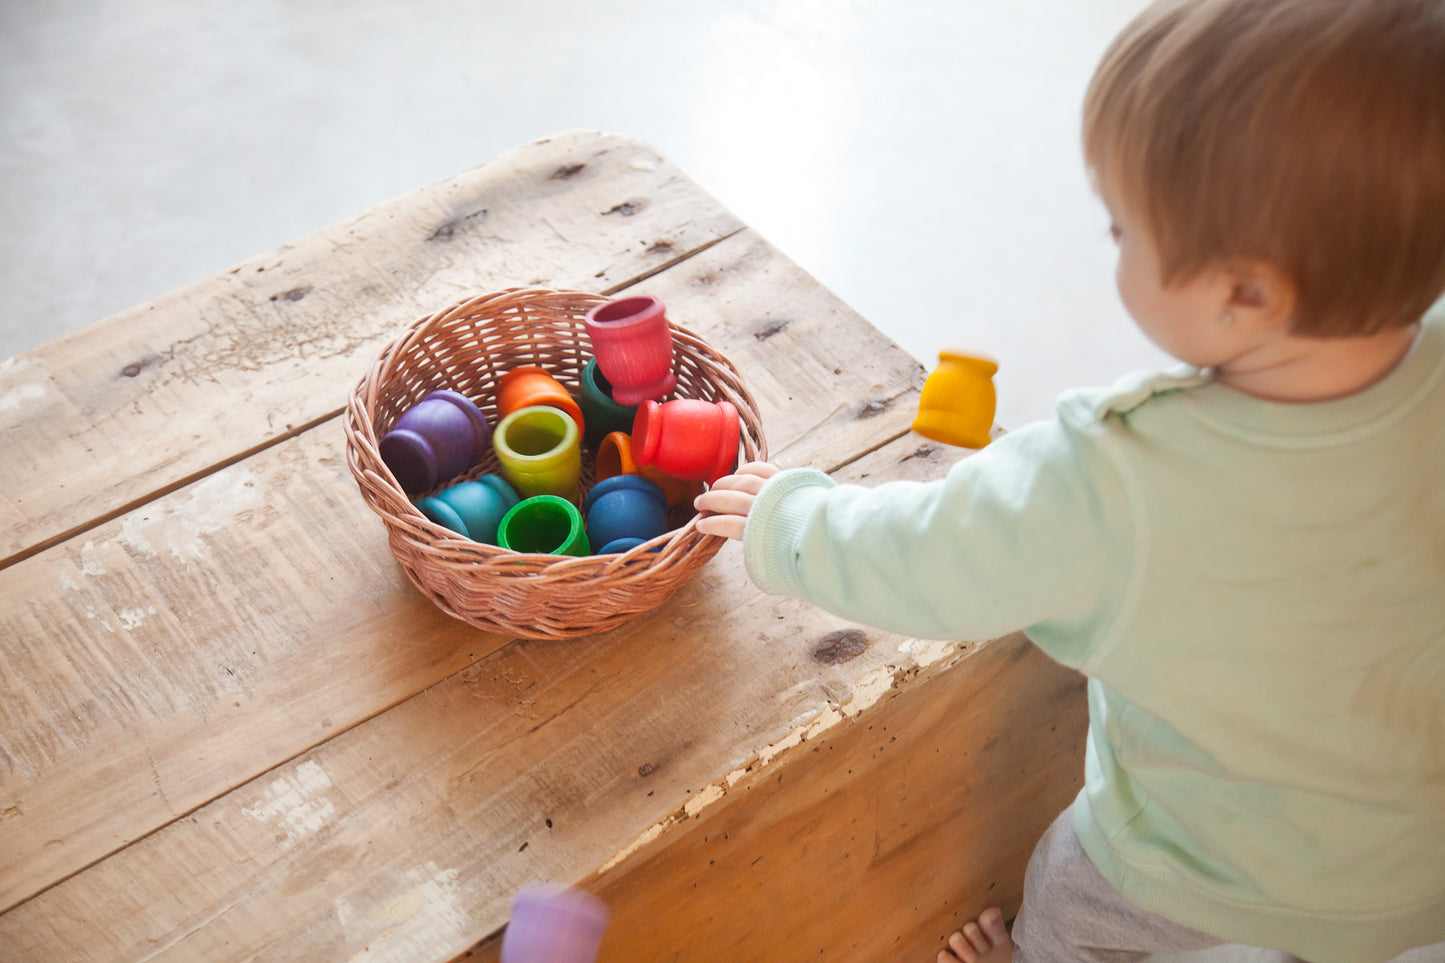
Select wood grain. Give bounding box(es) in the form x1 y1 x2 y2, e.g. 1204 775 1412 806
0 437 1086 963
0 227 924 917
583 637 1085 963
0 129 1070 963
0 130 744 566
0 424 483 914
0 542 932 961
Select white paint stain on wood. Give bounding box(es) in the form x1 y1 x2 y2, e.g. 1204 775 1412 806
114 468 262 562
598 821 668 875
79 541 106 576
337 861 467 963
0 382 46 412
242 759 335 847
899 637 964 669
755 724 807 769
843 666 897 719
683 783 725 818
83 607 115 634
117 606 156 630
0 356 46 410
115 512 157 557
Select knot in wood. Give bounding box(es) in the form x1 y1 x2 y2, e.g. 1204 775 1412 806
854 399 889 420
269 286 311 303
902 444 938 462
603 199 647 217
810 629 869 665
753 319 791 341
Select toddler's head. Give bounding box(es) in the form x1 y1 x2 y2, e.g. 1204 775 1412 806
1084 0 1445 338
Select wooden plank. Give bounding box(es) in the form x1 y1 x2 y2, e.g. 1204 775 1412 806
0 228 924 916
0 437 1085 962
581 637 1084 963
0 425 486 916
0 129 745 566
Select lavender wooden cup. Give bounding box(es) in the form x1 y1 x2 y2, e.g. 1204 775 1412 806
500 885 609 963
379 390 490 495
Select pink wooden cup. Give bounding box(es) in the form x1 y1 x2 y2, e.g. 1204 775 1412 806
582 295 677 406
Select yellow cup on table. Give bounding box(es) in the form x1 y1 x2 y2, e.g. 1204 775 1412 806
911 350 998 449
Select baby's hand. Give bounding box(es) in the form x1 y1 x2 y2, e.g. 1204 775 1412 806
693 462 781 541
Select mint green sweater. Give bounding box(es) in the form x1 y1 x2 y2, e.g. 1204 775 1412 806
743 306 1445 962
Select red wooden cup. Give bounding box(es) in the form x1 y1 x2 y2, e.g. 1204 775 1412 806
632 398 740 485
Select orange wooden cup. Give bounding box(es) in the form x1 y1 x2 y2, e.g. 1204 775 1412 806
497 365 585 434
595 431 703 508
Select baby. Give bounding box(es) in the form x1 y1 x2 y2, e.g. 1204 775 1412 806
695 0 1445 960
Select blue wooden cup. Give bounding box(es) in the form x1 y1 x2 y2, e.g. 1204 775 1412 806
595 536 649 554
582 474 668 553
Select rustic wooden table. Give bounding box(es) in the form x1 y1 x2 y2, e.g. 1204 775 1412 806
0 130 1085 962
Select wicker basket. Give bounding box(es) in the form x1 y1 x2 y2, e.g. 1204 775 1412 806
344 288 767 638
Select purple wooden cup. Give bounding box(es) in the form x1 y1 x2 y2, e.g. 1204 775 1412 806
500 885 610 963
379 389 490 495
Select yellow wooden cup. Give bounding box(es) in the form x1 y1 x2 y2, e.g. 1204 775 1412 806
911 351 998 449
493 405 582 502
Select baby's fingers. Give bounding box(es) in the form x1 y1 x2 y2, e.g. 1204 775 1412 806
735 461 781 480
694 513 747 541
694 488 755 517
692 462 779 542
707 471 772 496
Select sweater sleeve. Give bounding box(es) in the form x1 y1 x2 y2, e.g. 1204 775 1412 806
741 418 1134 667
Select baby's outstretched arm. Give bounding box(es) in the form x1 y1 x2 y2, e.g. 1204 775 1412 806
693 462 781 540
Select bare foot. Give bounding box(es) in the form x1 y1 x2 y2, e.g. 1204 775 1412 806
937 907 1011 962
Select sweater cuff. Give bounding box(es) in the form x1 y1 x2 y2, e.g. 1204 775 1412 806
742 467 835 597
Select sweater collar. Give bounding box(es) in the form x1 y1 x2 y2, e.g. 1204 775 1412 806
1179 303 1445 444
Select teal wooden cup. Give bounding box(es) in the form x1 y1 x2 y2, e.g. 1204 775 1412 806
493 405 582 502
415 474 519 544
496 496 590 556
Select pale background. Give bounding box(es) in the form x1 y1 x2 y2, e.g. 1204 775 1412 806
0 3 1311 960
0 0 1177 433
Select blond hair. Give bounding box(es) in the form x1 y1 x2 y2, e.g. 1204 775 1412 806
1084 0 1445 336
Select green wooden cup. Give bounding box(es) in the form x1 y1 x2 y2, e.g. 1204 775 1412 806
496 496 590 557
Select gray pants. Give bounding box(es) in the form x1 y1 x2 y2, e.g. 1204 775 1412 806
1012 807 1222 962
1011 807 1445 963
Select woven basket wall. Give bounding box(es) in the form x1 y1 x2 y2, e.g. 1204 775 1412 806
344 288 767 639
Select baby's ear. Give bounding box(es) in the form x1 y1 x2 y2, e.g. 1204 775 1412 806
1227 259 1296 329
